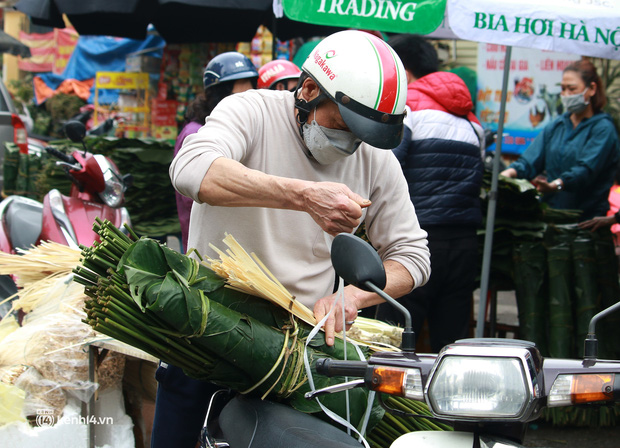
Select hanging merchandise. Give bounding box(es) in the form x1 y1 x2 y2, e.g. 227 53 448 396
151 99 179 143
249 25 274 68
159 42 236 124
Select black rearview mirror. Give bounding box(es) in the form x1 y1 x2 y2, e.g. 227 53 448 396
64 120 87 143
331 233 386 291
331 232 416 351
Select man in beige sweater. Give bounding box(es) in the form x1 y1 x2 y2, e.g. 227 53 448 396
171 30 431 347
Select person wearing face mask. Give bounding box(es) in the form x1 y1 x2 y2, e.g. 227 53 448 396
501 59 619 220
169 32 430 446
171 29 431 347
151 51 258 448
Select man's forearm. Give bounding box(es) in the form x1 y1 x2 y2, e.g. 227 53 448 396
197 157 305 209
351 259 414 310
198 157 370 236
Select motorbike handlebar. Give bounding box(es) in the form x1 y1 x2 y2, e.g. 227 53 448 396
316 358 368 378
46 146 77 165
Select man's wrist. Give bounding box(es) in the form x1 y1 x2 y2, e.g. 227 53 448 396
553 179 563 191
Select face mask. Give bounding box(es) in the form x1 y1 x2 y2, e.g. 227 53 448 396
302 119 361 165
561 87 590 114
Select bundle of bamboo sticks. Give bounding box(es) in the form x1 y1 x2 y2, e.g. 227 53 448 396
206 233 317 326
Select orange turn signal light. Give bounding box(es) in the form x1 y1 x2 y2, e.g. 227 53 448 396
572 374 614 404
370 366 406 395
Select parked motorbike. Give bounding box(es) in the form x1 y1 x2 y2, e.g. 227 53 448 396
0 121 132 316
203 233 620 448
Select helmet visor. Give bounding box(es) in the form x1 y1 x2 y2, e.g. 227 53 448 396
335 92 405 149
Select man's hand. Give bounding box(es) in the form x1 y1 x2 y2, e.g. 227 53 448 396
500 167 517 178
302 182 371 236
314 260 416 346
313 285 363 346
197 159 370 236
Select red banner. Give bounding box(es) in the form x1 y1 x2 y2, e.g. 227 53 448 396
18 28 78 74
54 28 79 74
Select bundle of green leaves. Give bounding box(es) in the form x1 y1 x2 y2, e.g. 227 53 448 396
74 219 381 431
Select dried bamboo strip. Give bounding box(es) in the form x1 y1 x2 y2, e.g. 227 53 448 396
206 233 317 325
0 241 81 286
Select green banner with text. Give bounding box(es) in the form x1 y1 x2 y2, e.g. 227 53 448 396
282 0 447 35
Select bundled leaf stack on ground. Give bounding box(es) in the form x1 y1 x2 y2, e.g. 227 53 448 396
73 219 449 443
482 174 620 427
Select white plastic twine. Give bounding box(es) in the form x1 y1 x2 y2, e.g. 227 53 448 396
300 233 374 448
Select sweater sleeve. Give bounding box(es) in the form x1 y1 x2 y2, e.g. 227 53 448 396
509 125 549 180
365 152 431 292
169 94 256 203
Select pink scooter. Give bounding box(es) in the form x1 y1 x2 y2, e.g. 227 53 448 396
0 121 131 314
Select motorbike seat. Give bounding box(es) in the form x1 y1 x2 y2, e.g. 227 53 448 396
219 395 365 448
2 196 43 251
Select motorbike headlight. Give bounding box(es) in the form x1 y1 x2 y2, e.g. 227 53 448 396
425 342 541 421
94 155 125 208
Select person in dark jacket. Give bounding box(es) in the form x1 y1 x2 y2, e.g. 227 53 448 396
373 34 484 353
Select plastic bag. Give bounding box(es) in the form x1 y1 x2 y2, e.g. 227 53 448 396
0 314 19 344
0 313 99 403
13 365 66 424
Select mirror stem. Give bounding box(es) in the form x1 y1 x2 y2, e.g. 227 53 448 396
584 300 620 360
362 281 416 352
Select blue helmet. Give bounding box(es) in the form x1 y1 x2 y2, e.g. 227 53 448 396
203 52 258 90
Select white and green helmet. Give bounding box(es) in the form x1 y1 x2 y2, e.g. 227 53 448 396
301 30 408 149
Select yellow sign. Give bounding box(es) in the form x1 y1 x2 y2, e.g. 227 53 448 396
95 72 150 89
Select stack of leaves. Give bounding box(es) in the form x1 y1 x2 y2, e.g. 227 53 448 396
1 142 47 199
34 136 179 238
73 218 382 430
73 219 452 440
483 174 620 427
479 174 547 287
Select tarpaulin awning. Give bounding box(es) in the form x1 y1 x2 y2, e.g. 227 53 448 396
33 76 93 105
